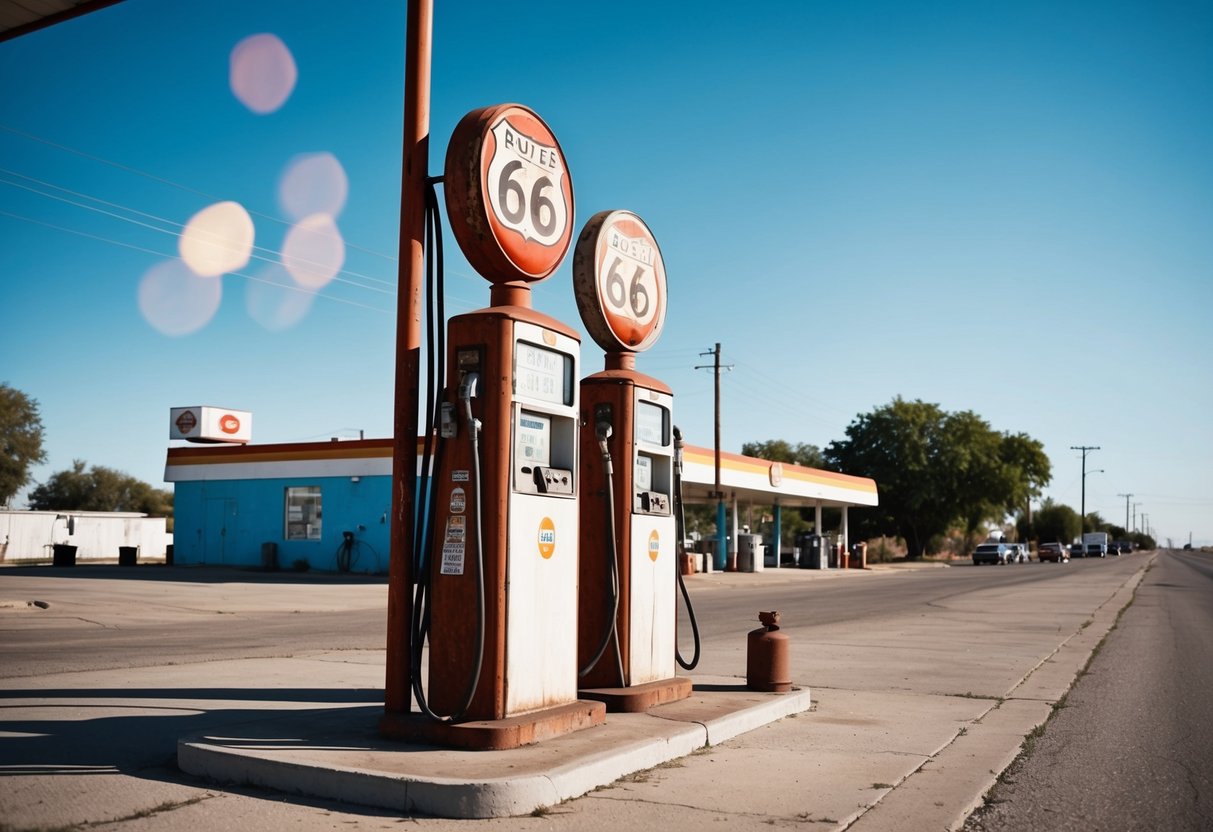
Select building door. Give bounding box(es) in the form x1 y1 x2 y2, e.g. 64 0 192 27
204 499 234 564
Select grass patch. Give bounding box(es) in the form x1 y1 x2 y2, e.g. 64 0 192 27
872 782 894 790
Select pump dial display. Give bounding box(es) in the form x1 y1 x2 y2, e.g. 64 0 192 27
444 103 575 283
572 210 667 352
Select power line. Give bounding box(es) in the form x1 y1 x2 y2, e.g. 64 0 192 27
0 208 392 315
0 170 397 296
0 121 399 263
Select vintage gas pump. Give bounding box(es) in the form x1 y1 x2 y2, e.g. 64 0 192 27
403 104 605 740
573 210 694 710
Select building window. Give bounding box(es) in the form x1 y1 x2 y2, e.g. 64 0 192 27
284 486 322 540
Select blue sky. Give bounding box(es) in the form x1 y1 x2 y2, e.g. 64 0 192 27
2 0 1210 545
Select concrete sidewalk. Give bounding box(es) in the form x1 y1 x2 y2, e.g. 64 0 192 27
0 553 1153 831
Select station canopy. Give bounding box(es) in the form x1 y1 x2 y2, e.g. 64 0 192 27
0 0 123 43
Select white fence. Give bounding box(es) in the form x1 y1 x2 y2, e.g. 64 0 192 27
0 510 170 563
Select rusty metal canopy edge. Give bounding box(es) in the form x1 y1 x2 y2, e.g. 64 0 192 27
0 0 125 44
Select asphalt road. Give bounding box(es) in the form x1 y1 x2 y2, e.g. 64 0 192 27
2 556 1115 679
963 549 1213 831
0 553 1153 830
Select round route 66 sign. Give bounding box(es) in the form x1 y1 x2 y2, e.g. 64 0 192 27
572 210 667 352
444 103 574 283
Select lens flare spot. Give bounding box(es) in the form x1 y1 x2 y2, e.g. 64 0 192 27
180 201 254 277
138 260 222 336
279 152 348 220
230 33 297 114
282 214 345 289
246 263 315 331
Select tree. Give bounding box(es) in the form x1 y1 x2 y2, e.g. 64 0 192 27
28 460 173 518
824 397 1052 558
1033 499 1082 544
740 439 826 470
0 383 47 507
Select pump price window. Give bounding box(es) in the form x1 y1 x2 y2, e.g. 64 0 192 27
515 341 572 405
515 411 551 467
634 453 653 492
635 401 669 447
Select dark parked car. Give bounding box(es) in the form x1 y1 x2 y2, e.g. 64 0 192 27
1069 543 1084 559
1039 542 1068 563
972 543 1008 565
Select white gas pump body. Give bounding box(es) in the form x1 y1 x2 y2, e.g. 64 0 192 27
626 386 676 685
503 321 581 712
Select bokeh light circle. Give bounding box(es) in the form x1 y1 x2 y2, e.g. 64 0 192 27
138 259 223 336
230 33 297 115
282 213 345 289
179 201 255 277
246 263 315 331
279 152 348 220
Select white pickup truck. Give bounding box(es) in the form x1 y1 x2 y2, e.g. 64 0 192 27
1082 532 1109 558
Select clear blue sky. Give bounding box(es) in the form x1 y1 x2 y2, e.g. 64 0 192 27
2 0 1210 545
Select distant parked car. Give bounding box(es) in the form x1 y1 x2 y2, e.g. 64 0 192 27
1069 543 1084 559
1107 542 1121 556
1039 542 1068 563
972 543 1008 565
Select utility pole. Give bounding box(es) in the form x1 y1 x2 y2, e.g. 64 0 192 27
1133 502 1141 531
1117 492 1133 532
1071 445 1100 533
696 343 733 570
384 0 433 718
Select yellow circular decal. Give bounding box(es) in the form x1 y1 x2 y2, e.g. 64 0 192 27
648 529 661 562
538 516 556 559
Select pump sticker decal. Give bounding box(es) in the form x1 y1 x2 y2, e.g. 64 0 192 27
537 516 556 559
451 470 470 482
440 517 466 575
449 487 466 514
648 529 661 562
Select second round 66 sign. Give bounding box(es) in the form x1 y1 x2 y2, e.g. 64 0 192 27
573 210 667 353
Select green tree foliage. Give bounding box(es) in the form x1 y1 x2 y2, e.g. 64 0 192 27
1083 511 1107 535
0 383 47 507
740 439 826 469
823 397 1051 558
28 460 173 518
1033 499 1082 544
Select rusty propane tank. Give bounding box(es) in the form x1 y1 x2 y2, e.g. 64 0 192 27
746 611 791 692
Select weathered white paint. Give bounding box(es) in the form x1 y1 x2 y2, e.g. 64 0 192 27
0 510 170 562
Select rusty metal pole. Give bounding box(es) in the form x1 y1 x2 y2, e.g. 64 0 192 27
385 0 433 717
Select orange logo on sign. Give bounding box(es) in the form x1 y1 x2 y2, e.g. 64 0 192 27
537 516 556 559
648 529 660 562
220 414 241 434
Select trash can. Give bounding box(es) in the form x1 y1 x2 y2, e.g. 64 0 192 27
261 541 279 571
850 542 868 569
797 533 826 569
52 543 77 567
737 533 763 573
118 546 138 566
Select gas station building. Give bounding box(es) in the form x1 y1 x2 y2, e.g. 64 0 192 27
164 438 878 573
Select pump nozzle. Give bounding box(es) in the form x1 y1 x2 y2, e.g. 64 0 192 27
458 372 480 402
459 372 482 436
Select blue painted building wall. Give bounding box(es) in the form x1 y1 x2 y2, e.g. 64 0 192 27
173 475 393 573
